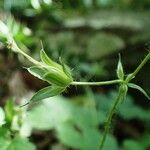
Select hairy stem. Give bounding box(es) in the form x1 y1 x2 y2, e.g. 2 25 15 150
11 40 42 66
126 52 150 83
71 79 122 86
99 86 125 150
10 40 64 73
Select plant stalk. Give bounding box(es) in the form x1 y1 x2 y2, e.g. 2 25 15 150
71 79 122 86
10 40 64 73
126 52 150 83
99 86 125 150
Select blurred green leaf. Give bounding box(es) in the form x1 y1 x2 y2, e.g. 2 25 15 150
78 62 107 78
28 96 119 150
28 96 99 149
87 33 124 59
7 137 35 150
0 137 10 150
0 127 9 138
102 134 118 150
28 105 54 130
95 92 150 121
81 128 100 150
56 122 82 149
4 0 30 10
0 136 35 150
28 96 73 130
123 139 145 150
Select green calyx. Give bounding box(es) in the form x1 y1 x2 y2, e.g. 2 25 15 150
40 50 73 87
28 49 73 88
25 49 73 104
23 50 73 104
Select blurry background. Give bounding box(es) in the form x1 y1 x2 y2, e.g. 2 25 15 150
0 0 150 150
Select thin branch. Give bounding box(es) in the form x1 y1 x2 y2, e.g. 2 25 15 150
99 86 126 150
71 79 122 86
126 52 150 83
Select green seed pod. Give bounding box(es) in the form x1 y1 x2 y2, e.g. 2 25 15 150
40 49 73 86
43 70 72 87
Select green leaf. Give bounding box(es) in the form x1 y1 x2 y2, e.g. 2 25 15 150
0 127 9 137
102 134 118 150
116 54 124 80
0 137 35 150
123 139 145 150
40 50 61 69
87 33 124 59
27 66 46 80
30 86 65 102
56 122 82 149
7 137 35 150
28 96 73 130
128 83 150 100
81 128 101 150
0 137 10 150
95 92 150 121
43 72 71 87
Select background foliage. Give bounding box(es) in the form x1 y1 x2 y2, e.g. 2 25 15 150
0 0 150 150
